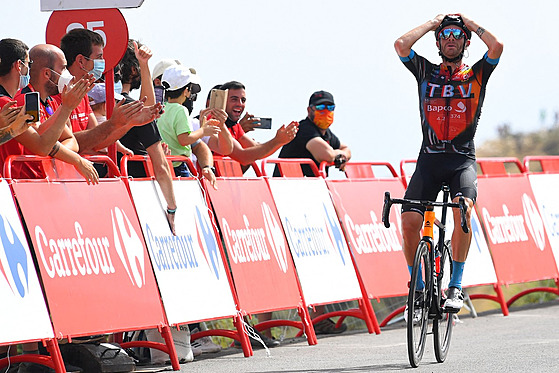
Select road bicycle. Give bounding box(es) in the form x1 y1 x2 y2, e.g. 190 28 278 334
382 185 469 367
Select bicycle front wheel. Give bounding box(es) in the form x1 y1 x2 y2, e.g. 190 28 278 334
433 240 455 363
407 241 431 368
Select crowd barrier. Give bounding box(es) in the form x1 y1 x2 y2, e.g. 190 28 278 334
207 157 317 345
1 154 558 372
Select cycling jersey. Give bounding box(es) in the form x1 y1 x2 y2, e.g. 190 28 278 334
401 50 499 158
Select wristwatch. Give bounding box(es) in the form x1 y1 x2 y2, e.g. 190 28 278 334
202 165 217 175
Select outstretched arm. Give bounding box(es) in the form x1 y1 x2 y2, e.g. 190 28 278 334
394 14 445 57
459 13 504 60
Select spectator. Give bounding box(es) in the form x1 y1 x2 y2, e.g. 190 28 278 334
0 43 98 183
116 40 178 235
0 102 31 145
57 28 163 155
152 58 182 104
212 81 298 171
87 83 134 156
157 65 219 177
276 90 351 335
277 90 351 177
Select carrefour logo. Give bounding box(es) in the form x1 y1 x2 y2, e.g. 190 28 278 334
262 202 289 273
323 204 347 265
195 206 220 279
112 207 146 288
0 214 29 298
522 194 547 251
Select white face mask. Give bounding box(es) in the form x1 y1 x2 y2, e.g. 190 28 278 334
50 68 74 94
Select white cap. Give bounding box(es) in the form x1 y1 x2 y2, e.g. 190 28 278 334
152 59 181 81
162 65 201 91
87 83 124 105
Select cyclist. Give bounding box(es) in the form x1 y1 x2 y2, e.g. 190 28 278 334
394 14 503 312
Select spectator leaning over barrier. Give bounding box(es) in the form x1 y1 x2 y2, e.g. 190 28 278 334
212 81 298 172
116 40 178 235
0 39 36 145
157 65 220 186
277 90 351 177
0 43 98 183
394 14 503 313
56 28 162 155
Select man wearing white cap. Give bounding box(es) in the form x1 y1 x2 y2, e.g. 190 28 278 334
157 65 219 187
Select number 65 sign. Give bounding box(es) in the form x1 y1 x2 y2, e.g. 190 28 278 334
46 8 129 71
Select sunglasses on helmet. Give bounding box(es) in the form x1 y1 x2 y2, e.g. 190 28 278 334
438 28 465 40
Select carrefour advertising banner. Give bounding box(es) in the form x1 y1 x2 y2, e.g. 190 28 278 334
0 180 54 345
129 179 237 324
267 178 362 306
206 178 303 313
528 173 559 272
12 180 165 337
326 179 409 298
476 176 558 284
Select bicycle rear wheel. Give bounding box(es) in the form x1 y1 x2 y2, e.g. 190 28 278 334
407 241 431 368
433 240 455 363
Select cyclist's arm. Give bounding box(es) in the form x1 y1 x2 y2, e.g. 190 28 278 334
394 14 445 57
458 14 503 60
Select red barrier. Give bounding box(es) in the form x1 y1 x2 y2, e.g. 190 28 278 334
205 158 317 346
120 155 254 356
475 157 559 310
324 161 409 328
4 155 180 371
262 158 379 335
524 155 559 173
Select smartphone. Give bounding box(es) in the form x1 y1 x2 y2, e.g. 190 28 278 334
256 117 272 129
24 92 39 123
209 89 227 111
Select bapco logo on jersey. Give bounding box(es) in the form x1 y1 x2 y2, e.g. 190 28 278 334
112 207 146 288
0 214 29 298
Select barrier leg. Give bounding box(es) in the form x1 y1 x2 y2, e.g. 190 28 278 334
297 306 317 345
360 298 381 334
160 325 180 371
44 339 66 373
494 284 509 316
233 315 253 357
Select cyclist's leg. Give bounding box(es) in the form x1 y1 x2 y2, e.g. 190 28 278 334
446 158 477 310
402 155 440 289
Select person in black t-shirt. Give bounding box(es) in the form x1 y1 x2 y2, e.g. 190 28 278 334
277 90 351 177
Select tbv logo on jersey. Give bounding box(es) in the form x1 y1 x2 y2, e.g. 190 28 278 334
482 194 547 251
284 203 347 265
0 214 29 297
221 202 289 273
344 210 402 254
35 207 147 288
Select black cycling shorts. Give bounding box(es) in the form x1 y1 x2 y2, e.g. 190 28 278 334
402 153 477 215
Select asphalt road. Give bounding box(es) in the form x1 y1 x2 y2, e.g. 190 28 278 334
143 301 559 373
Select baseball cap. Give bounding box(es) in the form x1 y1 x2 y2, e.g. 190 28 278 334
309 90 335 106
162 65 201 91
152 59 182 81
87 83 124 105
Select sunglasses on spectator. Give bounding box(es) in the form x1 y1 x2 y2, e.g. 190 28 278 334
314 104 335 111
438 28 465 40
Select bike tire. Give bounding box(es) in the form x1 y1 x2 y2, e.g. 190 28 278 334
407 241 431 368
433 240 455 363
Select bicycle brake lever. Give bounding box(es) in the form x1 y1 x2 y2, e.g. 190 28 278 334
382 191 392 228
459 196 470 234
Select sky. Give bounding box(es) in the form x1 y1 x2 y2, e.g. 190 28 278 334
3 1 559 167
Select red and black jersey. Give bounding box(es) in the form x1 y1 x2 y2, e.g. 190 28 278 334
401 50 499 158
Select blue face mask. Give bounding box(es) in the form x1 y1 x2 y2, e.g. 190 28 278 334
19 60 30 89
89 59 105 80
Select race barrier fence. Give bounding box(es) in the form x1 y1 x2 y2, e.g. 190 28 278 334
261 158 379 335
119 155 253 356
207 157 317 346
1 154 559 371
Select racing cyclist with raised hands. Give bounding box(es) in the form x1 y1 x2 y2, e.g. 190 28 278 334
394 14 503 312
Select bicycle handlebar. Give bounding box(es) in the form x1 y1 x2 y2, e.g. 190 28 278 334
381 191 470 234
